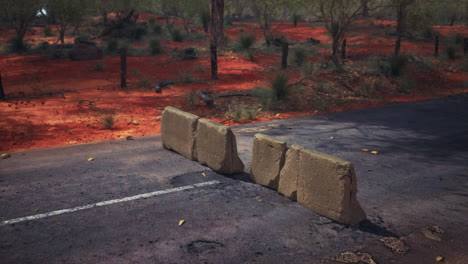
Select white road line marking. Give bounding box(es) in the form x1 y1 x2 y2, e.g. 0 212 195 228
1 180 220 227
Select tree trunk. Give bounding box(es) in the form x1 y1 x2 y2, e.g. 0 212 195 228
449 15 456 26
395 36 401 56
210 44 218 80
59 27 65 44
0 70 5 100
361 0 369 17
210 0 224 80
464 38 468 56
434 35 439 57
395 3 407 56
120 47 127 89
281 42 289 68
341 38 347 63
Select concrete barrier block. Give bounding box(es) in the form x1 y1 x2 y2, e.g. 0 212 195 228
250 134 287 190
196 119 244 175
297 149 366 225
278 144 304 201
161 107 199 160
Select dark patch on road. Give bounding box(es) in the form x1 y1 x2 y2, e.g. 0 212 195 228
185 240 224 254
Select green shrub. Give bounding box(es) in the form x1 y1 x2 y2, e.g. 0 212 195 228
153 24 163 35
271 74 290 101
385 54 408 77
90 62 105 71
236 32 256 51
170 27 185 42
292 47 308 67
106 39 119 53
200 10 210 32
446 45 456 60
137 79 152 89
398 76 413 94
455 33 463 45
254 88 273 109
149 38 162 54
101 114 116 129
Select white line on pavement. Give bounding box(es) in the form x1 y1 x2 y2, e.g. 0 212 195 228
1 180 220 227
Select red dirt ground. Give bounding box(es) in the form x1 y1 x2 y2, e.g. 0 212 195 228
1 17 467 152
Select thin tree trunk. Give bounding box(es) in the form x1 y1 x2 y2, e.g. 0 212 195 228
361 0 369 17
210 44 218 80
0 70 5 99
341 38 347 63
464 38 468 56
434 35 439 57
395 36 401 56
210 0 224 80
395 3 407 56
120 47 127 89
281 42 289 68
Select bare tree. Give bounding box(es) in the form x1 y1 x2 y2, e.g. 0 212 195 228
318 0 362 65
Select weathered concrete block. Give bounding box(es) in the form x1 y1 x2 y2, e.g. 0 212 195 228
196 119 244 175
278 144 304 201
161 107 199 160
297 149 366 225
250 134 287 190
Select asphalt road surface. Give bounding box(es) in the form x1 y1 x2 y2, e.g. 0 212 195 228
1 93 467 264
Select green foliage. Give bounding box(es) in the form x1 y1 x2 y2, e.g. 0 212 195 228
178 71 193 83
271 74 290 101
446 45 457 60
200 10 210 32
137 79 152 89
149 38 162 54
292 47 308 67
186 91 196 105
455 33 463 45
169 27 185 42
90 62 105 71
254 88 273 109
106 39 119 53
101 113 116 129
398 76 413 94
385 54 408 77
236 32 256 51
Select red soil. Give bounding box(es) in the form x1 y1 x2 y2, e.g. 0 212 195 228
0 18 467 153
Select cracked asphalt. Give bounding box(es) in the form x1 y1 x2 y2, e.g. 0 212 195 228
1 93 467 263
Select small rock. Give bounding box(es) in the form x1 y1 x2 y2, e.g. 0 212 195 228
126 136 134 140
1 153 11 159
331 251 376 264
380 237 409 254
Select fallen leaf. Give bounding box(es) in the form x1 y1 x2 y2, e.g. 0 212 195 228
361 148 370 152
330 136 335 139
275 113 281 118
371 151 380 155
87 158 94 162
129 120 140 125
178 220 185 226
436 256 444 262
1 153 11 159
202 173 206 177
380 237 408 254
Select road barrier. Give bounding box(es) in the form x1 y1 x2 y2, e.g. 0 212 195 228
251 133 366 225
161 107 244 175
